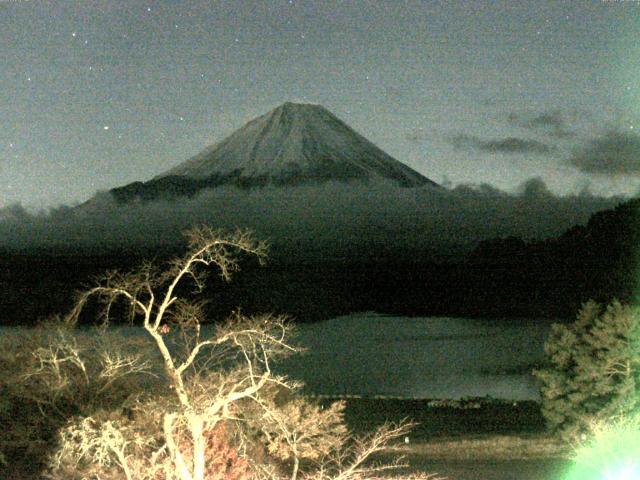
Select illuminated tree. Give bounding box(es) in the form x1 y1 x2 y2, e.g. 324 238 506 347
534 300 640 441
35 226 421 480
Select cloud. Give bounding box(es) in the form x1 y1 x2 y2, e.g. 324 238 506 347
508 110 574 138
405 128 431 142
570 130 640 175
0 179 622 259
451 134 554 155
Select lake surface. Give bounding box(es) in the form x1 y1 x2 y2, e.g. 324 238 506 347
277 313 555 401
3 313 557 401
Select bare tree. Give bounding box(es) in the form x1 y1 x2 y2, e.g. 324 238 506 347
61 227 297 479
43 226 440 480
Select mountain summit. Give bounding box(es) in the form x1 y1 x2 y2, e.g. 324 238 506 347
158 102 436 187
109 103 436 203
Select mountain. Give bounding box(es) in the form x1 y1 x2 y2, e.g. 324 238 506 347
110 102 437 202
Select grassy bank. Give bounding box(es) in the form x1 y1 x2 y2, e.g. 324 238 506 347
335 398 569 461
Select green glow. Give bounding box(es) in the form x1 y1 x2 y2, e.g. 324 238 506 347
563 415 640 480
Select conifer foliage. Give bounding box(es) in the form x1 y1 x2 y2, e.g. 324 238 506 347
534 300 640 441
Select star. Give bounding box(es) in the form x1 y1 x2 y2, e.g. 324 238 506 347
103 126 110 130
71 32 77 38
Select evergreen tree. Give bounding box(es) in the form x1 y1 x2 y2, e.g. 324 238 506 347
534 300 640 441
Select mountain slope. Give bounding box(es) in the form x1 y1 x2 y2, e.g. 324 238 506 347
157 102 436 188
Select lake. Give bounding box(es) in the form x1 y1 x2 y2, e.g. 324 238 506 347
277 313 555 401
3 313 557 401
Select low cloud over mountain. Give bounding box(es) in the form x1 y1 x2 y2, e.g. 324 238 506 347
0 179 622 258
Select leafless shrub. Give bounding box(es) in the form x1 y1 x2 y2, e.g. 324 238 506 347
19 325 159 416
0 320 161 475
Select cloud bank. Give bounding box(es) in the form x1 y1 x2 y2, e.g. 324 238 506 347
508 110 574 139
451 134 554 155
0 179 624 259
570 130 640 175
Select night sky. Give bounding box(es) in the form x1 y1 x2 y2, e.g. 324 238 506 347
2 0 639 209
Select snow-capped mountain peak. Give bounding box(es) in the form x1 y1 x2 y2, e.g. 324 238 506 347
157 102 437 187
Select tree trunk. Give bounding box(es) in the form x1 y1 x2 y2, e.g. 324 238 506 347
290 449 300 480
189 413 206 480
